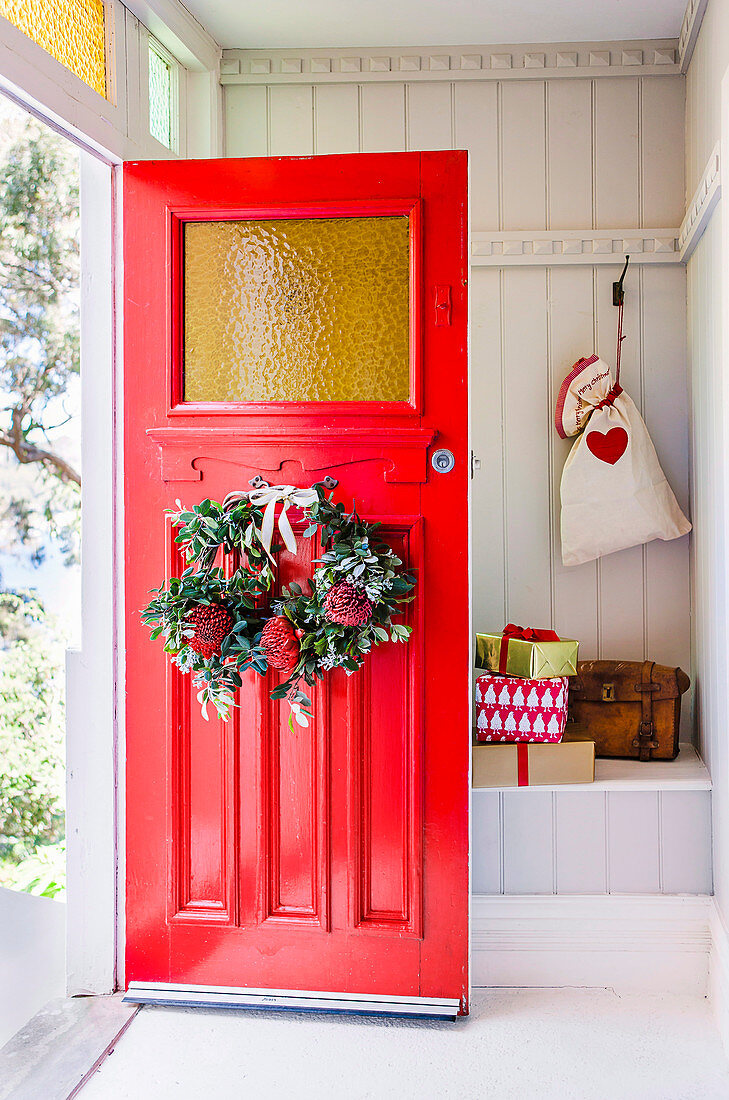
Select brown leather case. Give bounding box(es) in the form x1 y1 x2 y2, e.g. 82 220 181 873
568 660 690 761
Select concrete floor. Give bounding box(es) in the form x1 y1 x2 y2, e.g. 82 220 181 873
80 988 729 1100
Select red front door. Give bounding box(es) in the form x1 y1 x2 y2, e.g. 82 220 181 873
124 151 470 1012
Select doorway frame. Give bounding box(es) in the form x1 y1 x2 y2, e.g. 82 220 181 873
0 0 222 995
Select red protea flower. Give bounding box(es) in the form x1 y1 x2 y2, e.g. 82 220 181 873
324 581 373 627
187 603 234 659
261 615 301 676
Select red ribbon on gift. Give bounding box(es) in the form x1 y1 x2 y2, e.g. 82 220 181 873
498 623 561 675
517 744 530 787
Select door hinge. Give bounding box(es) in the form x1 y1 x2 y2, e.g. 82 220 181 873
471 452 481 478
434 285 452 326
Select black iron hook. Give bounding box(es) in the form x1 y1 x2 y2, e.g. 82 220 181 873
613 254 630 307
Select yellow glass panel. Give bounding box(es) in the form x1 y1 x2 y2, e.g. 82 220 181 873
0 0 106 98
183 217 410 403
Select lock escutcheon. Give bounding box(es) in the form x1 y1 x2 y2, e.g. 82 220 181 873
431 448 455 473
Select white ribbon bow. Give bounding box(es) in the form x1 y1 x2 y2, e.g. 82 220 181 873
224 484 319 558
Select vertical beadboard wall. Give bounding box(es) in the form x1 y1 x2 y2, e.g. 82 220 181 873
223 65 691 712
685 4 729 929
473 787 712 895
221 55 705 895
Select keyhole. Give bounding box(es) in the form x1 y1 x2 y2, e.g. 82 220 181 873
431 448 455 473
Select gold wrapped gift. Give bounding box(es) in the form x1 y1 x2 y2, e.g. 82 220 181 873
476 626 579 679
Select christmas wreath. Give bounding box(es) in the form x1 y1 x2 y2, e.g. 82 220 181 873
141 482 416 728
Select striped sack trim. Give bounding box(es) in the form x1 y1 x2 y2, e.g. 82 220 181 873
554 353 599 439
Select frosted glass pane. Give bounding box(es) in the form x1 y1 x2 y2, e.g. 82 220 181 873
0 0 106 98
149 44 172 149
183 217 410 403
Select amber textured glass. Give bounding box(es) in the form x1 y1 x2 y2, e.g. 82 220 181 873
183 216 410 403
0 0 106 97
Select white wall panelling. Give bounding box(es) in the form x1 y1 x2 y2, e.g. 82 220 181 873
361 84 406 152
662 790 713 894
472 894 712 993
222 47 698 903
685 1 729 195
220 68 689 681
685 3 729 997
0 888 65 1048
65 154 119 997
473 788 712 896
501 790 554 895
314 83 359 154
407 81 452 151
473 731 712 901
687 212 726 893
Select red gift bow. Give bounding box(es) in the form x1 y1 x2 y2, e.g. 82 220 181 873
498 623 561 675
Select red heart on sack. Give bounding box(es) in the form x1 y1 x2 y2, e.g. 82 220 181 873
586 426 628 465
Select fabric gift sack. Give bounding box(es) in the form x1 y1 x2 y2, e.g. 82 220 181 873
555 353 691 566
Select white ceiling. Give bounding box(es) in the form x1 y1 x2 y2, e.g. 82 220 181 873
183 0 687 51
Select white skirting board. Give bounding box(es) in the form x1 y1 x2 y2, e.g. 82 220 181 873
710 903 729 1060
472 894 712 994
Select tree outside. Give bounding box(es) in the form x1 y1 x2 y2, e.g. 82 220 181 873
0 94 81 899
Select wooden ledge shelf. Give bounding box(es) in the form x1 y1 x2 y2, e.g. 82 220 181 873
472 743 711 793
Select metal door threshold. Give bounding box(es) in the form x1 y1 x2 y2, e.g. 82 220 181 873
124 982 460 1020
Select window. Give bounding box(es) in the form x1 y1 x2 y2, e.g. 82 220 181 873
183 217 411 404
148 37 175 150
0 0 107 98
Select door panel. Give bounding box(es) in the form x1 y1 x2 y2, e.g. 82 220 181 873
124 152 469 1010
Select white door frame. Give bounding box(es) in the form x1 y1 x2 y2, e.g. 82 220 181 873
0 0 221 994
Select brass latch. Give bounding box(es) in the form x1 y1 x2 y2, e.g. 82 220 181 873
602 683 615 702
633 720 659 752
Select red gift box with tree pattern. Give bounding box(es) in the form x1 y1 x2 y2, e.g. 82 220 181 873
475 672 569 743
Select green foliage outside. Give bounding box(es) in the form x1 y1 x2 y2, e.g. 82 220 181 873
0 592 65 898
0 99 80 900
0 98 80 567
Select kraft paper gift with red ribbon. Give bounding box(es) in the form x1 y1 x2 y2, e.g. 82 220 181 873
555 354 691 567
475 672 568 743
472 735 595 788
476 624 578 679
